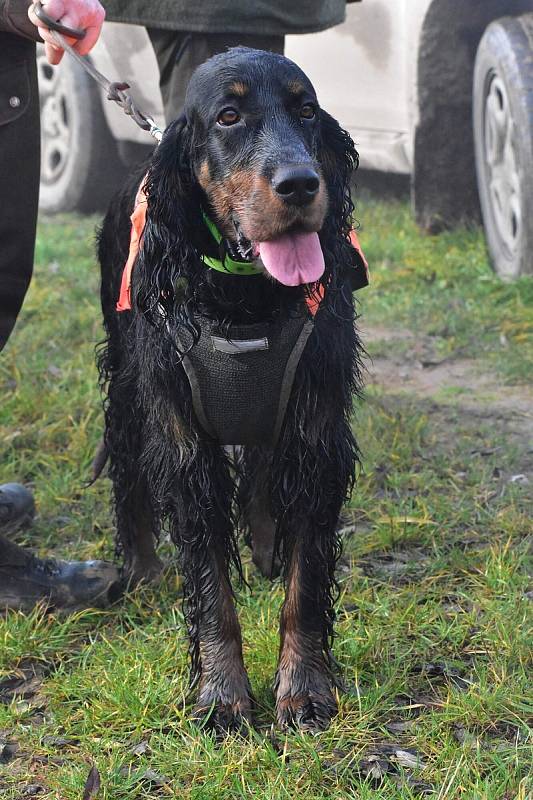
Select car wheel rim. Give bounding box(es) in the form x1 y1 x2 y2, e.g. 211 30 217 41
38 55 72 186
483 72 520 258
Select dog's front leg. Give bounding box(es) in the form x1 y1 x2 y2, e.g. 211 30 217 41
192 546 253 733
270 304 360 732
274 509 341 732
169 444 253 734
273 421 357 732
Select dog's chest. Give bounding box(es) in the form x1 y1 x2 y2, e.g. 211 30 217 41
176 313 314 446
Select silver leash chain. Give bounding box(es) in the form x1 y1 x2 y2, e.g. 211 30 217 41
33 1 163 143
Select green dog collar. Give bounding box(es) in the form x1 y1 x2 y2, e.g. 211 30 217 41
201 211 262 276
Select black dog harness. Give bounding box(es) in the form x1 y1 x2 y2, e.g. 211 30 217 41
176 312 314 446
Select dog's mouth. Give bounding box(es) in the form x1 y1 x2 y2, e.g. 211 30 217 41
228 218 257 261
229 217 325 287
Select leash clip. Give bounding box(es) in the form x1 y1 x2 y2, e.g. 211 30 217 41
107 82 164 142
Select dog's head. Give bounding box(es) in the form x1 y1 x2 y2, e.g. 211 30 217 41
186 47 329 286
137 48 358 319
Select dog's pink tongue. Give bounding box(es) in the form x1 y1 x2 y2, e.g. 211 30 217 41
257 232 324 286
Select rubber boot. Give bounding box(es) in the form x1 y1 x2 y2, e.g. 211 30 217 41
0 483 121 612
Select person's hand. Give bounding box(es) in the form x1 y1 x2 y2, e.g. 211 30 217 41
27 0 105 65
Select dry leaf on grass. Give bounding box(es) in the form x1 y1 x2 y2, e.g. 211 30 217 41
0 662 47 705
392 692 443 714
411 662 471 690
453 724 480 748
391 775 434 795
118 766 169 789
20 784 45 797
82 765 100 800
129 739 152 757
31 754 68 767
137 769 169 788
41 735 79 750
385 719 416 734
324 742 429 791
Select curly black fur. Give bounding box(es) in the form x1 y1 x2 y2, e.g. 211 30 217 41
97 48 364 732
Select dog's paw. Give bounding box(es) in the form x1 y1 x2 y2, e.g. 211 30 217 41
193 673 254 736
275 667 337 732
193 696 253 736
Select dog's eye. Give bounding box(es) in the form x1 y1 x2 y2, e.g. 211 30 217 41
300 103 316 120
217 108 241 126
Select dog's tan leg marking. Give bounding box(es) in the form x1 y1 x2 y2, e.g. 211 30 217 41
275 540 337 731
194 550 253 732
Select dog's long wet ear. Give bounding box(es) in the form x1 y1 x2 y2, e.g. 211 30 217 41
316 109 361 310
134 115 198 325
318 109 358 236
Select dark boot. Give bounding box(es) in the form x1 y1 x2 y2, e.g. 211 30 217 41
0 534 122 612
0 483 122 612
0 483 35 533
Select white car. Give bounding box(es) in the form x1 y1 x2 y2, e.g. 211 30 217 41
38 0 533 280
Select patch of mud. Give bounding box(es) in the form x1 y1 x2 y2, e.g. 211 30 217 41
358 546 431 585
361 324 533 485
362 324 533 428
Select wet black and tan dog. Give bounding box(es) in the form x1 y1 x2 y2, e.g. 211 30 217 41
98 47 364 733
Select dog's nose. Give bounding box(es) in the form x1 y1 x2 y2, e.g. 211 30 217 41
272 165 320 206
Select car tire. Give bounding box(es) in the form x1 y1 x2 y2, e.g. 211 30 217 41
38 46 126 214
473 15 533 280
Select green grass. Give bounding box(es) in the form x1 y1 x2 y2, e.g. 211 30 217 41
357 199 533 383
0 202 531 799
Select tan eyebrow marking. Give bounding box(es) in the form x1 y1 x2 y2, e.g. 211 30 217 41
229 81 249 97
287 80 306 95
